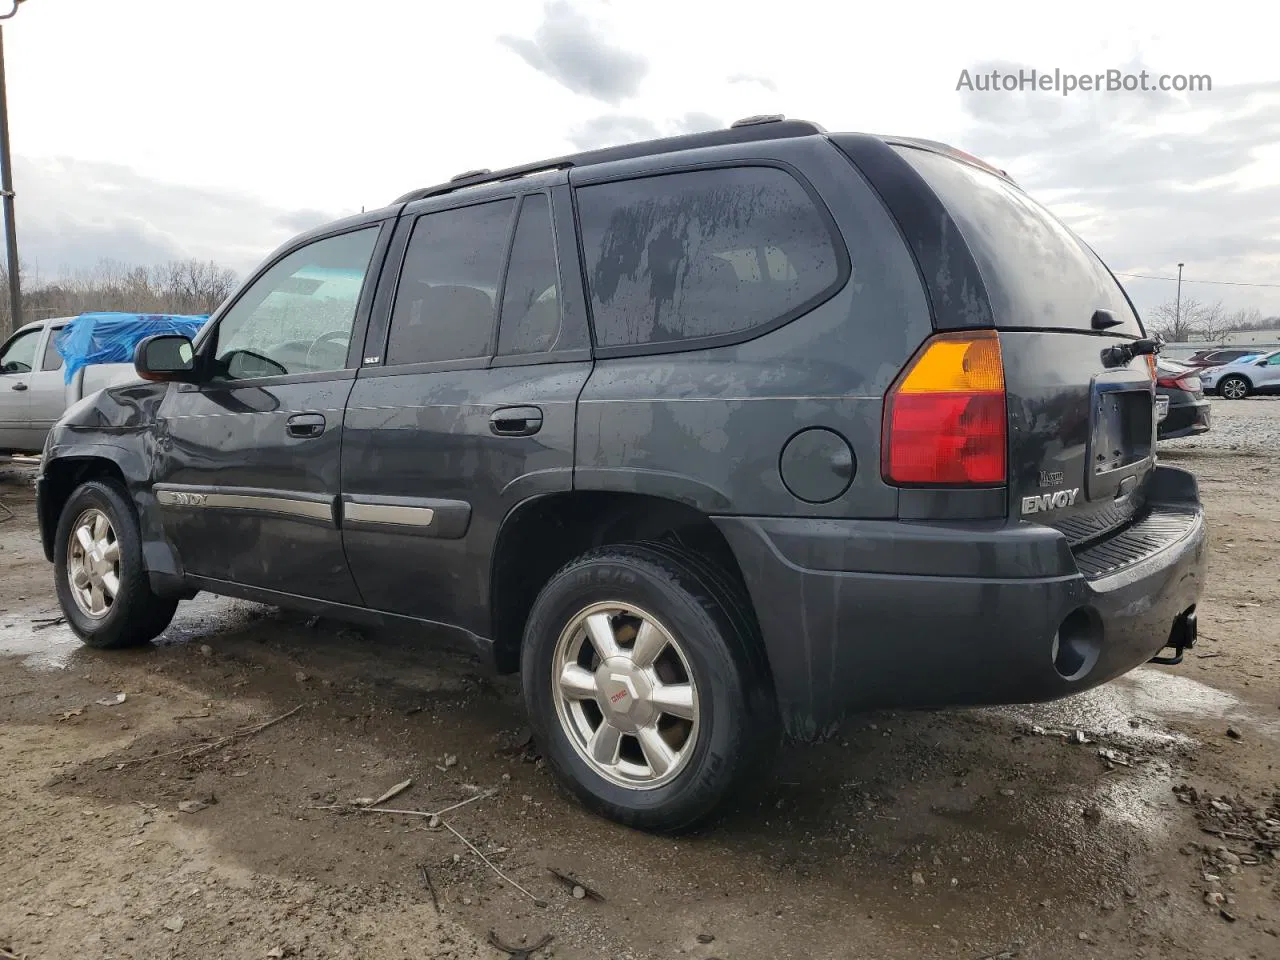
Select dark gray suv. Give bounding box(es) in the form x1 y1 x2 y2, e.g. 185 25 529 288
36 116 1206 832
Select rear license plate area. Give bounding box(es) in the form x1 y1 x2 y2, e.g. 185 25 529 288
1093 388 1154 475
1156 395 1170 422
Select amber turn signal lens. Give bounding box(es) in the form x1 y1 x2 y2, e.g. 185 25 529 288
882 331 1008 487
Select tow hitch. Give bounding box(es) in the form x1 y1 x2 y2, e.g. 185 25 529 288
1150 609 1198 666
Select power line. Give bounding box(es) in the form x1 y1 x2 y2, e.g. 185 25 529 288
1115 272 1280 289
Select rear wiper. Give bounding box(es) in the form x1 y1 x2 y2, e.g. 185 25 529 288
1101 337 1159 368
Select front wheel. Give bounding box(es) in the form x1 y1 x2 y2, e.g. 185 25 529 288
1218 375 1250 400
54 479 178 649
521 543 776 833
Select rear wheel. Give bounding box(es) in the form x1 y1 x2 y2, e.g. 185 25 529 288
1219 375 1250 399
521 543 775 832
54 480 178 649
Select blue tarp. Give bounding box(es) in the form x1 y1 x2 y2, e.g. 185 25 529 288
55 312 209 385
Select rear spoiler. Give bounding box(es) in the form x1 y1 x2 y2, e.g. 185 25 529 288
881 136 1016 185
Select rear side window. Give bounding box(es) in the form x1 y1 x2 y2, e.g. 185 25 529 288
42 328 65 371
498 194 562 356
895 147 1143 336
387 199 515 365
576 166 844 350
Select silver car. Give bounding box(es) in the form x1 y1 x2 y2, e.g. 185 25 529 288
0 317 141 453
1199 349 1280 399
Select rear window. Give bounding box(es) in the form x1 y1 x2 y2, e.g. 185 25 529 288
42 328 65 371
895 147 1143 336
576 166 844 350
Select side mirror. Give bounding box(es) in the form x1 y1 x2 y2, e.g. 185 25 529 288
134 334 197 382
1256 359 1269 367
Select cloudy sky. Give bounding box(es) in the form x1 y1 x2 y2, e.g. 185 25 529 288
7 0 1278 317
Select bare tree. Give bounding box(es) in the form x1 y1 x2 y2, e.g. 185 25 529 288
1147 298 1192 342
1225 307 1265 332
1147 295 1227 343
1196 301 1230 344
0 258 238 337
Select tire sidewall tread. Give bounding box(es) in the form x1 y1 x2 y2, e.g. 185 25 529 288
1220 376 1250 399
53 479 176 649
521 543 770 833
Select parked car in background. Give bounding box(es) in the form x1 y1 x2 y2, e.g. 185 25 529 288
1199 349 1280 399
1180 348 1261 369
1 314 207 455
1155 358 1211 439
0 317 124 454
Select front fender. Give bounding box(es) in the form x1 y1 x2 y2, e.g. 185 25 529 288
38 441 149 561
38 381 171 569
55 378 169 433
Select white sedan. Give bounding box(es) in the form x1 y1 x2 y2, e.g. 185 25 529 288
1199 350 1280 399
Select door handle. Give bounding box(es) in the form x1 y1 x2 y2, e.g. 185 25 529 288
286 413 327 438
10 382 26 391
489 406 543 437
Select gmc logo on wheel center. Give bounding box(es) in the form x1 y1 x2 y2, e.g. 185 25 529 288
1021 488 1081 515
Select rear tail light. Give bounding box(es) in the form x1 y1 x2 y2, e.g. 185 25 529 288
1157 374 1203 392
882 330 1007 486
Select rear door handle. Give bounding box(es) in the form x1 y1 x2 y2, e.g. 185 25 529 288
489 406 543 437
10 382 26 391
286 413 327 438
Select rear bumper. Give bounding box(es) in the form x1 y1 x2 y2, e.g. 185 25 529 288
1158 398 1211 440
714 465 1207 740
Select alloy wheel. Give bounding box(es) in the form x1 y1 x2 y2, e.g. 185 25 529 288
551 601 700 790
66 508 120 619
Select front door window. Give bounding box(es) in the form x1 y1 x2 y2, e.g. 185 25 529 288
211 228 380 380
0 328 40 375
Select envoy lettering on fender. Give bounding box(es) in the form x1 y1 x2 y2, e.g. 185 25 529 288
158 490 207 507
1021 487 1081 515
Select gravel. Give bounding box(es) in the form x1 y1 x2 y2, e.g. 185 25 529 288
1160 397 1280 453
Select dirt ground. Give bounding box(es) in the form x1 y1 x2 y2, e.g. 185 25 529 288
2 400 1278 960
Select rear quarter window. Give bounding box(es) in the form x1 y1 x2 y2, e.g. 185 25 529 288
576 166 845 351
895 147 1143 336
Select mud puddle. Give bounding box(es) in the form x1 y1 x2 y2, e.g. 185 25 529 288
1005 666 1278 745
0 593 270 670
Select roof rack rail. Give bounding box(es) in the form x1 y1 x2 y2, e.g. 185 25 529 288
730 114 786 127
393 117 827 205
395 161 575 204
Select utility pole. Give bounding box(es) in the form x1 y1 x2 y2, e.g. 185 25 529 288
1175 262 1184 340
0 1 28 339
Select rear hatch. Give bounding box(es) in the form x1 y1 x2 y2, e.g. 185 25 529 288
893 146 1157 547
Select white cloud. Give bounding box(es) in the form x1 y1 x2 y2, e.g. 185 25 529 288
13 156 345 279
1 0 1274 315
498 1 648 104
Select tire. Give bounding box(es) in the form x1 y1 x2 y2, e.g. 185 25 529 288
520 542 777 833
54 479 178 649
1218 375 1250 400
